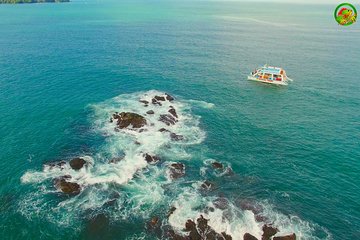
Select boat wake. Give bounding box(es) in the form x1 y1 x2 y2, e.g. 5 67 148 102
20 90 330 239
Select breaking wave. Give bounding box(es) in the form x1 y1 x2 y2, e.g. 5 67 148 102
19 90 330 239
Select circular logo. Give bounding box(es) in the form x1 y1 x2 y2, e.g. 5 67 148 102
334 3 357 26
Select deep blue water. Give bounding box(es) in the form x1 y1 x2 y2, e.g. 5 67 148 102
0 1 359 240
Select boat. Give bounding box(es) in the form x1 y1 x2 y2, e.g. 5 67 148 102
247 64 293 86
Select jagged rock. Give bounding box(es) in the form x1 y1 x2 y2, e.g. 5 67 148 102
211 161 223 169
154 95 166 101
221 232 233 240
262 225 278 240
165 93 174 101
159 128 170 132
159 114 177 126
170 132 184 141
69 157 87 170
54 176 80 195
139 100 149 105
244 233 259 240
152 98 162 106
45 161 66 170
169 163 185 179
109 156 124 164
167 230 186 240
273 234 296 240
112 112 147 129
168 206 177 217
146 110 155 114
171 215 231 240
168 107 178 118
144 153 160 164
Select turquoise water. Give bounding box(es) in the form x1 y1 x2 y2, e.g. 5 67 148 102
0 1 359 239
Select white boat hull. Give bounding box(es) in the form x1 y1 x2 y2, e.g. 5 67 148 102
247 76 288 86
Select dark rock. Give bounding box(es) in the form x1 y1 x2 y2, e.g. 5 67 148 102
69 157 87 170
154 95 166 101
165 93 175 101
167 230 187 240
139 100 149 105
45 161 66 170
262 225 278 240
159 128 170 132
273 234 296 240
221 232 233 240
169 163 185 179
168 107 178 118
170 132 184 141
168 206 177 217
135 141 141 145
112 112 147 129
54 177 80 195
152 98 162 106
146 110 155 114
178 215 230 240
159 114 177 126
212 161 223 169
144 153 160 164
244 233 259 240
201 180 214 190
109 156 124 164
109 118 113 123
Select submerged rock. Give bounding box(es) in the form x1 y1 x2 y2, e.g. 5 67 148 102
213 197 229 210
144 153 160 164
170 132 184 141
109 156 124 164
84 214 109 239
201 180 214 190
169 163 185 179
112 112 147 129
139 100 149 105
262 225 278 240
148 216 160 229
45 160 66 170
244 233 259 240
54 176 80 195
273 234 296 240
159 114 177 126
146 110 155 114
69 157 87 170
211 161 223 169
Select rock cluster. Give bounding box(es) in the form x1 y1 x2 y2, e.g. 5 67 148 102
111 112 147 129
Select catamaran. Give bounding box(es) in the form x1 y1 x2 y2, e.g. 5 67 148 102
248 65 293 86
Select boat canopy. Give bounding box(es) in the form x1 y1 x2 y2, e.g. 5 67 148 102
258 67 282 75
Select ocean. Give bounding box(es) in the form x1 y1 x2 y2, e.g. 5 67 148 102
0 1 359 239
